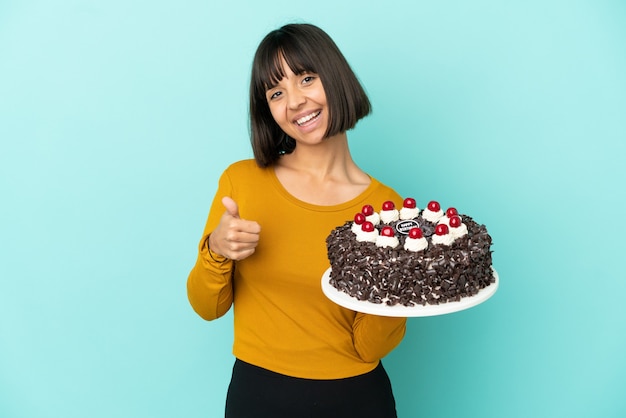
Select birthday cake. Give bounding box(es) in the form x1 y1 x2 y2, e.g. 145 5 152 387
325 198 495 307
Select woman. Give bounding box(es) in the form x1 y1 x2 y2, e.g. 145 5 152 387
187 23 407 417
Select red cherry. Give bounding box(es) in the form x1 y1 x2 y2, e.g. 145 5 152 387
354 213 366 224
381 226 394 237
361 221 375 232
435 224 449 236
403 197 416 209
408 227 423 239
382 201 395 211
428 200 441 212
446 207 458 218
362 204 374 216
449 215 462 228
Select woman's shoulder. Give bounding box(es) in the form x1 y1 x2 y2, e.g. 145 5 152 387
224 159 267 176
365 176 403 203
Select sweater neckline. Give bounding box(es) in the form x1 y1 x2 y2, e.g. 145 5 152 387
267 166 379 212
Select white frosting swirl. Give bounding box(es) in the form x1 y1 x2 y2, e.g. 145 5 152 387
431 232 454 246
375 235 399 249
356 229 378 243
380 209 399 223
399 207 419 220
365 212 380 226
422 208 444 223
351 222 363 234
449 222 468 239
404 237 428 252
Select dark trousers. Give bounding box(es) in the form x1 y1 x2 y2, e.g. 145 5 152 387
225 359 398 418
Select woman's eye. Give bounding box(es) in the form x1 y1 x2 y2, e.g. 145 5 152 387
269 91 282 100
302 76 315 84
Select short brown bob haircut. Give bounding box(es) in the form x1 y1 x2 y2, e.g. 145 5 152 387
249 23 371 167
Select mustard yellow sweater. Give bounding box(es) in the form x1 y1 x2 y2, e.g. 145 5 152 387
187 160 406 379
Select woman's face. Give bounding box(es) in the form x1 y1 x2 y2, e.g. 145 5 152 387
265 58 329 146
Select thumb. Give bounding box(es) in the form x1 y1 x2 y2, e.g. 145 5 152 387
221 196 240 219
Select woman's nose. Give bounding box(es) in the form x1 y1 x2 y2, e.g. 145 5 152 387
287 89 306 110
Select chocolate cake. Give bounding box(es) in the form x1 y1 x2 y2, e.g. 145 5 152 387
325 198 494 307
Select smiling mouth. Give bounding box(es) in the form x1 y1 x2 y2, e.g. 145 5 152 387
295 111 321 126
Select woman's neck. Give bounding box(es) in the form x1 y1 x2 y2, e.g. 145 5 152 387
273 133 371 205
278 133 350 176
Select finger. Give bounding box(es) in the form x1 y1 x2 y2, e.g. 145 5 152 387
229 247 256 261
220 236 258 261
223 223 261 246
221 196 240 219
237 219 261 235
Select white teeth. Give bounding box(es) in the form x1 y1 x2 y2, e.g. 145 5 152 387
296 111 320 126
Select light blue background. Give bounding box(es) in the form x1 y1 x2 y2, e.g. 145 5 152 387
1 1 625 417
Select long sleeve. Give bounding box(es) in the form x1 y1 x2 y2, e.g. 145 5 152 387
187 237 235 320
186 170 236 321
352 314 407 362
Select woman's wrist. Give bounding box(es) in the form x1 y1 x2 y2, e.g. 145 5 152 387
206 234 228 263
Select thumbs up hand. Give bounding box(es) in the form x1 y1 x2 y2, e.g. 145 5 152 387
208 197 261 261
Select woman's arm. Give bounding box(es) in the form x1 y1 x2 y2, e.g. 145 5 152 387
186 170 237 321
352 314 407 362
186 166 261 321
187 233 235 321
